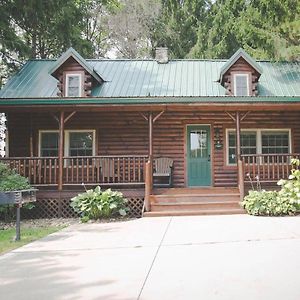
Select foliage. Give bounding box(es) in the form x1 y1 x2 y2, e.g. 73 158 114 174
242 159 300 216
277 158 300 211
190 0 300 60
0 163 31 192
70 186 129 220
241 190 297 216
153 0 210 59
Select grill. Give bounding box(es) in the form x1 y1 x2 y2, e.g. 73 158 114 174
0 189 37 240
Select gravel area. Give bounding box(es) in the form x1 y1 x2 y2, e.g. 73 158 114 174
0 216 136 230
0 218 78 230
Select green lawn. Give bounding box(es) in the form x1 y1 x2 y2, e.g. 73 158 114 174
0 226 65 254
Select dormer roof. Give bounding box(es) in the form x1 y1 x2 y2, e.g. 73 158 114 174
49 47 104 83
219 48 263 82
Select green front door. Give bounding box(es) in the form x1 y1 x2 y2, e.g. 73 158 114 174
187 125 211 186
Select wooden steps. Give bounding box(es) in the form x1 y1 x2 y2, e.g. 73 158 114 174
144 188 245 217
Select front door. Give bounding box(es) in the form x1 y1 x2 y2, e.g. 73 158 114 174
187 125 211 186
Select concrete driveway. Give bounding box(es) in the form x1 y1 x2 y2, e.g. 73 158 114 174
1 214 300 300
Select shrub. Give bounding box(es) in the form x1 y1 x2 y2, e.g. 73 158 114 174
277 158 300 211
0 163 33 222
241 190 296 216
0 163 31 191
70 186 129 220
242 158 300 216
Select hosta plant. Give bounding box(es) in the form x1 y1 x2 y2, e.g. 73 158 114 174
70 186 129 221
277 158 300 211
241 158 300 216
241 190 296 216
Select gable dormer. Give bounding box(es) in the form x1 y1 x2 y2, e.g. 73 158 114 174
220 49 263 96
49 48 104 97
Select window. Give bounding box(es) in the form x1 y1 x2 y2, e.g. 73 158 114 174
65 131 95 156
233 74 249 96
228 131 257 164
39 130 95 157
227 129 290 165
261 131 289 154
65 74 82 97
39 131 59 157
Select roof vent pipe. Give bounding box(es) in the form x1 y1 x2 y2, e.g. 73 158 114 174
155 47 168 64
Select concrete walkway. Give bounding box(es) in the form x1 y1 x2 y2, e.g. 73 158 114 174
1 215 300 300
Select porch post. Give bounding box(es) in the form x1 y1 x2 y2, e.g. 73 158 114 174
236 112 244 200
58 111 64 191
148 112 153 189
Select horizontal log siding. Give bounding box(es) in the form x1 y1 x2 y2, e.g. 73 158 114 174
7 110 300 188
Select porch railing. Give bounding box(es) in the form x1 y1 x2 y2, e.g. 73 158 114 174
0 155 148 186
241 153 300 182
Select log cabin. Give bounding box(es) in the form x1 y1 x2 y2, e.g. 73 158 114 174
0 47 299 217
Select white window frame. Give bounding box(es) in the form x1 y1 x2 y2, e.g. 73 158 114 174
65 73 82 97
233 73 249 96
39 130 59 157
64 129 96 157
226 128 292 166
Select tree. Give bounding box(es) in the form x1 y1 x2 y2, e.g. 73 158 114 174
190 0 300 60
153 0 211 58
106 0 161 58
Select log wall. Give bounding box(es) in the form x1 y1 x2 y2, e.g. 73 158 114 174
7 110 300 188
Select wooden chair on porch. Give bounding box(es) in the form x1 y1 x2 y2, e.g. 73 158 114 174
153 157 173 187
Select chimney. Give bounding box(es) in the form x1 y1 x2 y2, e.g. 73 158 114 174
155 47 168 64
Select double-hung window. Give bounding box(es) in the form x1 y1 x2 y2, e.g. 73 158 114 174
228 131 257 164
233 74 249 96
39 131 59 157
65 74 82 97
227 129 290 165
39 130 95 157
65 131 95 157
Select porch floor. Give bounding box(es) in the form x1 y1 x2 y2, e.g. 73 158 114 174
145 187 245 217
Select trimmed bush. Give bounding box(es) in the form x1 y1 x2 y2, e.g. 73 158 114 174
70 186 129 221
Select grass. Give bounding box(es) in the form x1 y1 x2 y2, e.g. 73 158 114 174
0 225 66 255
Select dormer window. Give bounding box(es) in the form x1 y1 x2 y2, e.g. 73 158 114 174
65 73 82 97
233 74 249 96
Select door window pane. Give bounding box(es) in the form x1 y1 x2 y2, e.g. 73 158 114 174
40 132 58 156
190 130 208 158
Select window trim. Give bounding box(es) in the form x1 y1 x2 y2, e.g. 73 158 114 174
226 128 292 166
233 73 250 96
64 129 96 157
39 129 96 157
65 73 83 97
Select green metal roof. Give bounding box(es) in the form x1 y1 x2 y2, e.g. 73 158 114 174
1 56 299 100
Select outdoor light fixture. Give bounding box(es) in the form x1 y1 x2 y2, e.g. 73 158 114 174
215 128 223 150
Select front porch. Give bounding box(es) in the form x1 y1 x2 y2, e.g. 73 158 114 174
1 106 300 216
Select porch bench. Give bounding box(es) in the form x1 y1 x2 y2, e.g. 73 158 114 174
153 157 173 187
